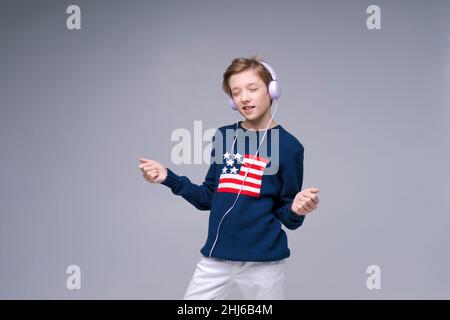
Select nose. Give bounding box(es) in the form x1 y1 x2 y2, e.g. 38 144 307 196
241 90 250 104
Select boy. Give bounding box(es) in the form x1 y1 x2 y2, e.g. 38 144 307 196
139 57 320 299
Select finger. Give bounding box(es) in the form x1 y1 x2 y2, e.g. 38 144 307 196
145 172 156 181
139 160 155 168
139 157 152 163
302 192 319 204
140 167 149 174
303 200 316 211
143 165 157 172
144 169 157 176
146 169 158 176
143 172 152 182
140 163 157 170
298 194 312 204
296 203 308 214
308 201 318 211
302 187 319 194
139 163 154 169
150 172 158 179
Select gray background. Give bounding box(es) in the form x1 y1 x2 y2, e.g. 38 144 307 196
0 0 449 299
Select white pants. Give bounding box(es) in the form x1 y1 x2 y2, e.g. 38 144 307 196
183 255 286 300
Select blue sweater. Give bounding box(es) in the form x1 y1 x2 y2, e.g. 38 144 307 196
162 121 305 262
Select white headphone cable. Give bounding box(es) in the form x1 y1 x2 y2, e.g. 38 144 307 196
209 100 280 257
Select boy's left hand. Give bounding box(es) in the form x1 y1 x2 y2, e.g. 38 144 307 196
291 188 320 215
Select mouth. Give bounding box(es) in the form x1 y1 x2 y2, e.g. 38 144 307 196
242 106 255 113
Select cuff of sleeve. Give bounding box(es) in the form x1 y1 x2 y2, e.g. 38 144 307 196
290 211 304 222
161 168 182 190
288 200 305 222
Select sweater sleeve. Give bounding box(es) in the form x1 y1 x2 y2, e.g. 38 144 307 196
274 145 305 230
160 135 217 211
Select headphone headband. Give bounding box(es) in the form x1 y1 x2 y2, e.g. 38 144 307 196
258 60 278 81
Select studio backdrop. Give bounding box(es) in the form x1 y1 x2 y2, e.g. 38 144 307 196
0 0 449 299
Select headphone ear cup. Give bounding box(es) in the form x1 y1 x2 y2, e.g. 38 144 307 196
268 80 281 100
228 96 238 110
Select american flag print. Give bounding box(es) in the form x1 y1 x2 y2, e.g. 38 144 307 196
217 152 270 198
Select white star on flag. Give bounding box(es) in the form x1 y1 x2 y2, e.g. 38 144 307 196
230 167 238 174
234 153 242 161
226 158 234 166
222 167 228 174
223 152 231 160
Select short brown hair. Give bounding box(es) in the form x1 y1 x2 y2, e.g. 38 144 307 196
222 56 273 97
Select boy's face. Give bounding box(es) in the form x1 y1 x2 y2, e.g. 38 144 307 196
229 69 271 122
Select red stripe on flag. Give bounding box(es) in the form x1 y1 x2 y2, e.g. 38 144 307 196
218 178 262 189
238 171 263 180
240 162 266 171
243 155 270 163
217 187 260 197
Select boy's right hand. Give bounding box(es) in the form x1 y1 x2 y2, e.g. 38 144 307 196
139 158 167 184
